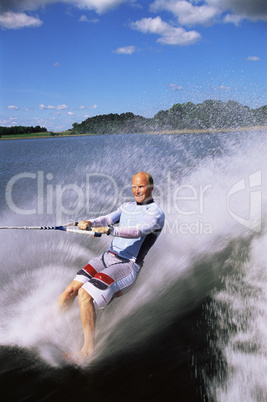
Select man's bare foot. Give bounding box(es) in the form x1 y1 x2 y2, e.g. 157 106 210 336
63 348 93 365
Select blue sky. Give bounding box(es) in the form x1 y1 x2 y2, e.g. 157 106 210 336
0 0 266 131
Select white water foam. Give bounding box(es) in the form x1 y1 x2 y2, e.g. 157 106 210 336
209 232 267 401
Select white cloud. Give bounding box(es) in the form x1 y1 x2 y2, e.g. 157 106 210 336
0 11 42 29
79 104 98 109
79 14 89 22
113 45 136 54
53 61 62 67
131 16 201 45
1 0 266 32
246 56 261 61
224 13 243 25
39 104 69 110
222 0 267 21
79 14 99 23
150 0 267 27
52 104 69 110
0 0 128 15
71 0 127 14
67 111 74 115
7 105 20 110
215 85 230 90
151 0 218 26
168 83 184 91
0 0 127 29
0 117 18 126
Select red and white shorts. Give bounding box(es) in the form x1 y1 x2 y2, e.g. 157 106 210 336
74 251 141 310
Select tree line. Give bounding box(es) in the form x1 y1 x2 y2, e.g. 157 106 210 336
0 125 47 136
71 100 267 135
1 100 266 137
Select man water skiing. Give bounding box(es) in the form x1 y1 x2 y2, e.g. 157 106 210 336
58 171 165 361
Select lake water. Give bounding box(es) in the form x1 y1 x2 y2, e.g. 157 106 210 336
0 130 267 401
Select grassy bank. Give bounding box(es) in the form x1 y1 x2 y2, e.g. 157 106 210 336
145 125 267 135
0 126 266 140
0 132 70 140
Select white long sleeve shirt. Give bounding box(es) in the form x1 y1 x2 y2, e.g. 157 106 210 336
90 199 165 265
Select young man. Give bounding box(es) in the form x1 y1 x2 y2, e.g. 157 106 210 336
58 171 165 361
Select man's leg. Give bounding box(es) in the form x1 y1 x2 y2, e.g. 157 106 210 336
57 280 83 310
73 258 139 359
77 287 96 358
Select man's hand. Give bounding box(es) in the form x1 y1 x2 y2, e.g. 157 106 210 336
78 220 92 230
92 227 111 235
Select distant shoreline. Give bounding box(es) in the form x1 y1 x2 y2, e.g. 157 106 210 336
0 125 266 140
144 125 267 135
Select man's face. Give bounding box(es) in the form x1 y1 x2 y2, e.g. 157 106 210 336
132 173 153 204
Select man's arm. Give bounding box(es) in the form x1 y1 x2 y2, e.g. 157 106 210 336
78 207 122 231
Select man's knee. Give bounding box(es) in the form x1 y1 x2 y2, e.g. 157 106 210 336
78 287 93 304
58 281 82 309
65 285 76 297
63 280 82 297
